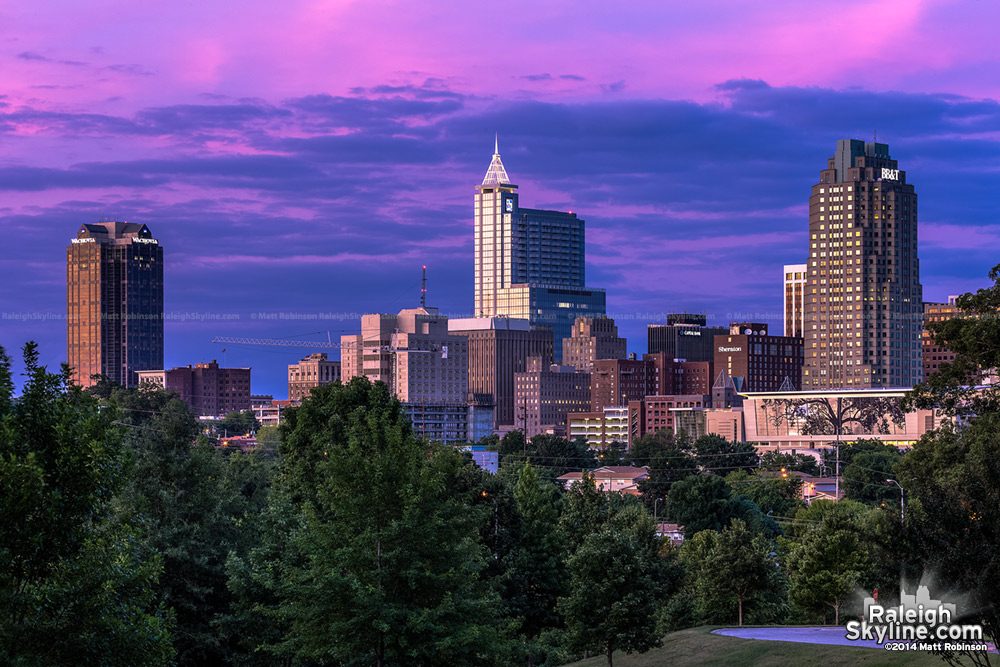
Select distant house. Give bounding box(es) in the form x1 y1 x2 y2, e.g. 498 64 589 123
219 436 257 452
656 522 685 547
557 465 649 494
801 476 842 503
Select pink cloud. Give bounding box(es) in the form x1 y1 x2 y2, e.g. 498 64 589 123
3 0 998 115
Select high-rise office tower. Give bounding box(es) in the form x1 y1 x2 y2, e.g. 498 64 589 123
783 264 806 337
448 317 553 430
474 139 606 358
647 321 728 361
562 316 627 372
802 139 923 389
67 221 163 387
341 307 468 404
341 307 471 443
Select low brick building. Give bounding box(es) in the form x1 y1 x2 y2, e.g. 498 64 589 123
137 360 251 417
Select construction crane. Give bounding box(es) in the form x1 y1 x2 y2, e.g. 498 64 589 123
211 332 342 349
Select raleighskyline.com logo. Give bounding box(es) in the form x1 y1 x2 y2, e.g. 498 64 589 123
845 585 987 652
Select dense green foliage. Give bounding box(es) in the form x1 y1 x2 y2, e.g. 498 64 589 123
680 520 787 626
894 264 1000 665
0 344 173 665
499 431 598 479
216 409 261 437
725 469 805 518
14 259 1000 667
759 450 819 476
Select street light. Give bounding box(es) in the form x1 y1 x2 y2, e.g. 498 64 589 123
886 478 904 521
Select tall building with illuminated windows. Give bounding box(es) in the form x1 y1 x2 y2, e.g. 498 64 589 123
67 221 164 388
802 140 923 389
783 264 806 337
474 139 606 359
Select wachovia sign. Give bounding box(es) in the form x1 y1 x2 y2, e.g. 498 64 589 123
845 585 986 652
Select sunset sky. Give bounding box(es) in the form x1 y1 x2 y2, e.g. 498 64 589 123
2 0 999 397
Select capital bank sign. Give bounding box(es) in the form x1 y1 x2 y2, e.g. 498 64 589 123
679 330 702 336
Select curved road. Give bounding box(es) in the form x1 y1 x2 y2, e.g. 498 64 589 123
714 626 996 653
714 626 886 649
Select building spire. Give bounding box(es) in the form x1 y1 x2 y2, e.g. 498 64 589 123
482 134 510 185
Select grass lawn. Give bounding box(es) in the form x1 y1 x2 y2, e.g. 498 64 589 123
565 626 948 666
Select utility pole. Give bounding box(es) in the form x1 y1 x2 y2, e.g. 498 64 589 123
519 396 528 456
887 478 904 521
835 396 842 501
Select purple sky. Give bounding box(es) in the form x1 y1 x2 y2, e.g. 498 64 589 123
2 0 999 398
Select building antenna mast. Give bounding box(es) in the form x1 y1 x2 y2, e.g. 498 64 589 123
421 265 427 308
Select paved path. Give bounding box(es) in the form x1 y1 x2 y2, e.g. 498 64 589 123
713 626 896 649
713 627 996 653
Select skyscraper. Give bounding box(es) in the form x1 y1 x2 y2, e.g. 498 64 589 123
448 317 553 430
341 307 471 442
647 321 727 361
67 221 163 387
474 139 606 357
783 264 806 337
802 139 923 389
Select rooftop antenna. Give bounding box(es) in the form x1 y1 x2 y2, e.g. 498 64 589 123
421 265 427 307
494 133 499 155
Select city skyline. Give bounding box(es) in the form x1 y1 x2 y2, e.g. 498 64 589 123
3 1 1000 397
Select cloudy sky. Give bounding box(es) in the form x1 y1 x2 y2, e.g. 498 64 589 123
2 0 999 397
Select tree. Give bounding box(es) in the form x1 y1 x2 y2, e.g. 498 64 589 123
0 343 172 665
897 265 1000 664
560 471 612 553
595 440 627 467
896 414 1000 660
763 395 906 437
254 424 280 449
110 384 272 665
692 434 758 476
560 528 661 667
665 474 734 537
260 378 502 666
216 409 260 437
499 431 598 479
507 462 566 666
682 520 787 626
666 474 779 539
785 500 870 625
726 469 805 518
842 450 901 505
904 263 1000 418
632 430 698 511
760 450 819 476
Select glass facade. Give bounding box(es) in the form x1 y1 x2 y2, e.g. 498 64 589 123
474 145 606 360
